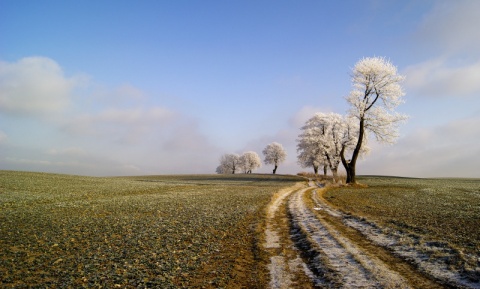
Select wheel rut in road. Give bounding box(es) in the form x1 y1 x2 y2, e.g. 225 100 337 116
264 181 448 288
263 183 315 289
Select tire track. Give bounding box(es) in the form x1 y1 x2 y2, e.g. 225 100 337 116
310 189 465 289
288 181 455 289
289 187 391 288
263 183 315 289
266 181 448 288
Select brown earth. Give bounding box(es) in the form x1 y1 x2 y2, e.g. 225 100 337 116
261 181 453 288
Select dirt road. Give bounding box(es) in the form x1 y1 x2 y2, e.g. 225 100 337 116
263 181 453 288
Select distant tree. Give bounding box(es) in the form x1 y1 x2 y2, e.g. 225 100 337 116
262 142 287 174
215 165 227 174
296 127 326 175
217 153 240 174
297 148 325 175
298 113 361 182
344 57 407 184
239 151 262 173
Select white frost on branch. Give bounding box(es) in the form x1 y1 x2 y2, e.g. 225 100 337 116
346 57 408 144
297 113 366 181
263 142 287 174
344 57 408 183
239 151 262 174
217 153 240 174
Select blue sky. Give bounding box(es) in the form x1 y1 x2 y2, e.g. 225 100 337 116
1 0 479 177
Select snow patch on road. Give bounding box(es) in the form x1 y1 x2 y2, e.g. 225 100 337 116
264 226 280 249
268 256 292 289
344 217 480 289
289 188 388 288
264 183 308 288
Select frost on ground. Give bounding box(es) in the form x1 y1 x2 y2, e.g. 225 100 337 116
263 183 313 289
263 180 476 289
289 187 410 288
268 256 292 289
265 182 410 288
341 209 480 289
0 172 303 288
312 189 480 289
264 227 281 249
264 185 294 249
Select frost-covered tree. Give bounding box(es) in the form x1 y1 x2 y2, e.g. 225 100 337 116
217 153 240 174
296 141 326 175
215 165 228 174
239 151 262 174
344 57 407 184
262 142 287 174
298 113 361 182
297 117 327 175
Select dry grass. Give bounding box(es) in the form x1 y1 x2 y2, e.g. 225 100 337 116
296 172 346 184
0 171 302 288
323 176 480 282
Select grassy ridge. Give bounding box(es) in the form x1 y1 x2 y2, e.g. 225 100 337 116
324 176 480 280
0 171 302 288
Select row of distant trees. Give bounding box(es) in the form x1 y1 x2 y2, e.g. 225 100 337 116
216 142 287 174
217 57 407 184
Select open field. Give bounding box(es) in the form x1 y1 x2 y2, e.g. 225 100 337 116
0 171 302 288
2 171 479 288
324 176 480 285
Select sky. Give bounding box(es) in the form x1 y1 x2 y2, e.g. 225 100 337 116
1 0 479 177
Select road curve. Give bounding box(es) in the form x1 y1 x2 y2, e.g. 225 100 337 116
264 181 448 289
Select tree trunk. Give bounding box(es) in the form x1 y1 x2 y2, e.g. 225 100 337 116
340 141 352 183
350 165 356 183
345 165 354 184
346 118 365 184
273 165 278 174
323 165 327 176
331 167 338 183
313 165 318 175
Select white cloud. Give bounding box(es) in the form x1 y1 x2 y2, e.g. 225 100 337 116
0 56 221 176
63 106 177 145
0 130 7 144
97 107 174 125
54 107 220 174
113 84 145 101
405 0 480 98
1 142 147 176
86 83 146 108
162 121 217 152
47 147 87 157
6 157 52 166
404 58 480 98
0 57 82 116
359 114 480 178
289 105 334 127
4 155 142 177
416 0 480 55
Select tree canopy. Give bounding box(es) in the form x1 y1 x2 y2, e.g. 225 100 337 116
263 142 287 174
344 57 407 183
239 151 262 174
297 113 362 182
217 153 240 174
